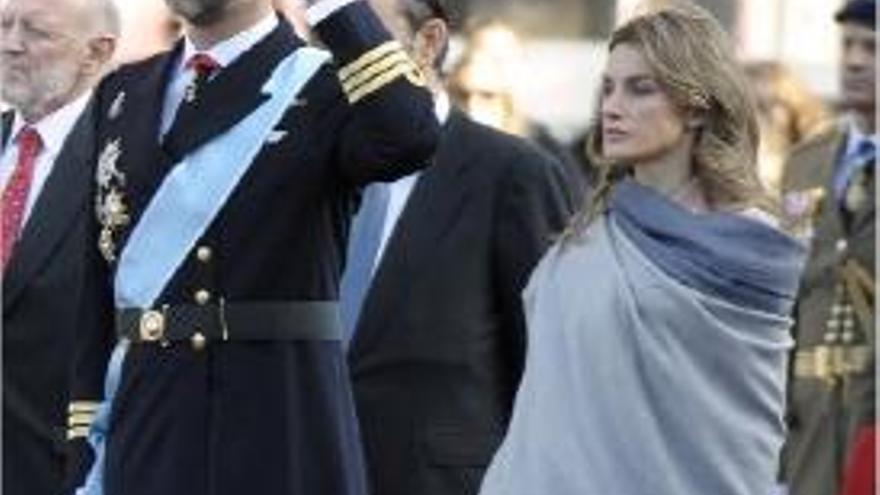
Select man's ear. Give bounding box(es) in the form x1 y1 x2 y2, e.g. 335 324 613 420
413 18 448 72
83 35 118 77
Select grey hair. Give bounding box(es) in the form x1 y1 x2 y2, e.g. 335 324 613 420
88 0 122 36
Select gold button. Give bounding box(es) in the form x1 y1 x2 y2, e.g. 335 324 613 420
196 246 212 263
191 332 207 352
194 289 211 305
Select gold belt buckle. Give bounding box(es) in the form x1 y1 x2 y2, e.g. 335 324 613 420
139 310 166 342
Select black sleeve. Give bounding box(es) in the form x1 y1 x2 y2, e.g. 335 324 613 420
311 1 440 185
61 96 117 494
491 144 574 385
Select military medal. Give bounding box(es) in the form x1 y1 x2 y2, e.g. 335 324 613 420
109 91 126 120
844 169 869 212
95 138 130 262
266 130 288 145
96 138 123 189
185 82 198 103
783 188 825 239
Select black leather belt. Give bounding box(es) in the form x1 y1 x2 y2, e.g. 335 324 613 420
116 301 342 346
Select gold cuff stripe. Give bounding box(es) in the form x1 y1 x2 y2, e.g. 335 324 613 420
68 402 100 414
338 41 404 81
341 51 412 95
68 412 97 427
347 64 424 104
67 426 91 440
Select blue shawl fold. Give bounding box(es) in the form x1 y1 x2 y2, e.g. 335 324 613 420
611 179 806 316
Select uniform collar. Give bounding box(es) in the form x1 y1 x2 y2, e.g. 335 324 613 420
843 113 879 157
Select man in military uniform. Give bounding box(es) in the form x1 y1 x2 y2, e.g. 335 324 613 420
74 0 439 494
780 1 876 494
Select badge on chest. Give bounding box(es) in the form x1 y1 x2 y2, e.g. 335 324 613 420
95 136 130 263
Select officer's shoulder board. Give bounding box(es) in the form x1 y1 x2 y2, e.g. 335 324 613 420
783 122 847 192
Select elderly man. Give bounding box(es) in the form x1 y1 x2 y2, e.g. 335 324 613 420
74 0 439 494
0 0 119 494
781 1 876 494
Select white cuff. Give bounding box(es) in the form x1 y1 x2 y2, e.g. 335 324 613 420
306 0 360 26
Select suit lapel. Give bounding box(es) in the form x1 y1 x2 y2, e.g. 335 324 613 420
824 129 849 239
162 20 301 164
350 111 474 357
789 126 848 242
3 100 97 311
1 111 12 150
847 158 875 233
106 46 180 253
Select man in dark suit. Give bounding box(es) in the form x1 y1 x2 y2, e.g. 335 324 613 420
341 2 575 494
780 1 875 494
74 0 439 494
0 0 119 494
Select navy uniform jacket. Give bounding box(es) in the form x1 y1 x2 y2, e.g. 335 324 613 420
349 110 575 495
79 4 439 495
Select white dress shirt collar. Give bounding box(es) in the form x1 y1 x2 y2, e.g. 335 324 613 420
162 13 279 136
435 90 451 125
180 13 279 71
10 91 92 155
843 114 879 157
2 91 92 224
306 0 360 26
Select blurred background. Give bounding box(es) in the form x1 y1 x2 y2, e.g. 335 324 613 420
110 0 844 146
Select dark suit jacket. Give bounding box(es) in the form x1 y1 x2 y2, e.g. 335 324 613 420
83 7 439 495
349 110 574 495
2 103 113 495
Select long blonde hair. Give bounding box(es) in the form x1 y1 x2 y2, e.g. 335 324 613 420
567 1 774 240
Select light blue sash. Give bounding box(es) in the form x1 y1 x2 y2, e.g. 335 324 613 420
115 47 330 308
77 47 330 495
76 339 128 495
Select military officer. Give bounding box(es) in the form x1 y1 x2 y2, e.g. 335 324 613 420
73 0 439 494
780 1 876 494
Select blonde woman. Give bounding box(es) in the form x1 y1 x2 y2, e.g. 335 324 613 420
479 4 807 495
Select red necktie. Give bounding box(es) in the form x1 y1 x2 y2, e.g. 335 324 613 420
184 53 220 102
2 126 42 270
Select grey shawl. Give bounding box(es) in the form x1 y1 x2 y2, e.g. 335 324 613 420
479 180 807 495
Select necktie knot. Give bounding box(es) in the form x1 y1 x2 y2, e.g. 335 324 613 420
855 138 875 161
17 126 42 158
185 53 220 78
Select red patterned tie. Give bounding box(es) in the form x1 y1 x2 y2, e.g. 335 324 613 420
184 53 220 102
2 126 42 270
